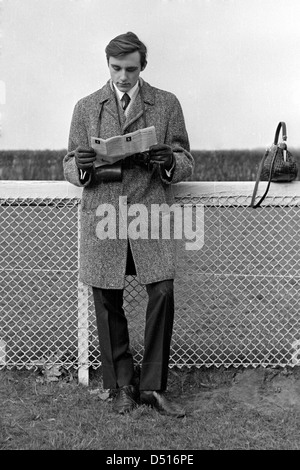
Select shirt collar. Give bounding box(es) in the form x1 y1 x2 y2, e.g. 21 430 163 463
111 79 140 100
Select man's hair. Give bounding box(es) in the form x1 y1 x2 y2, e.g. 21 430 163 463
105 32 147 69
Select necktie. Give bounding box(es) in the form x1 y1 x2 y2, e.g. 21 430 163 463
122 93 130 111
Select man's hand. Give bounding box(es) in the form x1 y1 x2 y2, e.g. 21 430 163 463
149 144 174 170
74 147 96 172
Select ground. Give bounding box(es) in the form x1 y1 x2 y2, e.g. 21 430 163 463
2 365 300 450
168 365 300 416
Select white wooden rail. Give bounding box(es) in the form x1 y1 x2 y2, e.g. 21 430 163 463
1 180 300 199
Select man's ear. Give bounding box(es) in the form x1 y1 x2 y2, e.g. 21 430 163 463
141 60 147 72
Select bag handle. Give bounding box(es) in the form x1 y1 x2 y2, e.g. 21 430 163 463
250 121 287 209
274 121 287 145
250 148 278 208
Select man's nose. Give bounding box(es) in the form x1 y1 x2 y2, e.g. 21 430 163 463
119 69 128 81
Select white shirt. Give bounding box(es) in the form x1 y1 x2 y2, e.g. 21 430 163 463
112 80 140 116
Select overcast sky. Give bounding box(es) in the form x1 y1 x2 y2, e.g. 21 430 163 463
1 0 300 150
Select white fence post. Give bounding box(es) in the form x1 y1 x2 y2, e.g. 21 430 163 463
77 203 89 385
78 281 89 385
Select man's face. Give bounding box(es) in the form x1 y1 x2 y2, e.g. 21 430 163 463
108 51 144 92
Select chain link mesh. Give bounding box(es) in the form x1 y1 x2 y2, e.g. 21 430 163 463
1 187 300 378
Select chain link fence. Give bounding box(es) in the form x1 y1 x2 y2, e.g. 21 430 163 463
1 181 300 384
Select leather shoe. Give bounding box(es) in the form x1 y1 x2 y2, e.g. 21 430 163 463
112 385 137 414
140 391 186 418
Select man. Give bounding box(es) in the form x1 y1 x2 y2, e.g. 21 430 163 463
63 32 194 417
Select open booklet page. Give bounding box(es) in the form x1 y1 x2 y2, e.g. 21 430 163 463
91 126 157 167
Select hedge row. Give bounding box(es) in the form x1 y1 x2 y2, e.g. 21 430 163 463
0 150 66 180
1 148 300 181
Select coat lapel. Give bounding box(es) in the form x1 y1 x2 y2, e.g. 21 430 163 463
122 80 155 133
123 94 144 132
99 82 123 129
95 80 156 135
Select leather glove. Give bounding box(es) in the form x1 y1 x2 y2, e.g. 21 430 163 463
149 144 174 170
74 147 96 173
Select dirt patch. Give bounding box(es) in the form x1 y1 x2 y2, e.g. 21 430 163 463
230 367 300 413
181 367 300 416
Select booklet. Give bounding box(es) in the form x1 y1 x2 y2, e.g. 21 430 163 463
91 126 157 167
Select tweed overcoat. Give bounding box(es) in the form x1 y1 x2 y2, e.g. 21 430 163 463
63 79 194 289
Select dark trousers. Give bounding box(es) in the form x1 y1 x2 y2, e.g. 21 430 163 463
92 247 174 391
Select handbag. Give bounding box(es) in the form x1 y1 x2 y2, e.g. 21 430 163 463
250 121 298 208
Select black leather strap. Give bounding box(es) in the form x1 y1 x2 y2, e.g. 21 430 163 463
250 147 278 208
250 121 287 209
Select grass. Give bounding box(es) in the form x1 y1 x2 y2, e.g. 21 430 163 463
1 365 300 451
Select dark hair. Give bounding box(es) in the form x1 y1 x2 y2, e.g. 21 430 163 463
105 32 147 69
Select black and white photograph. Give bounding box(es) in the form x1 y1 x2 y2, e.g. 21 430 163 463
1 0 300 454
